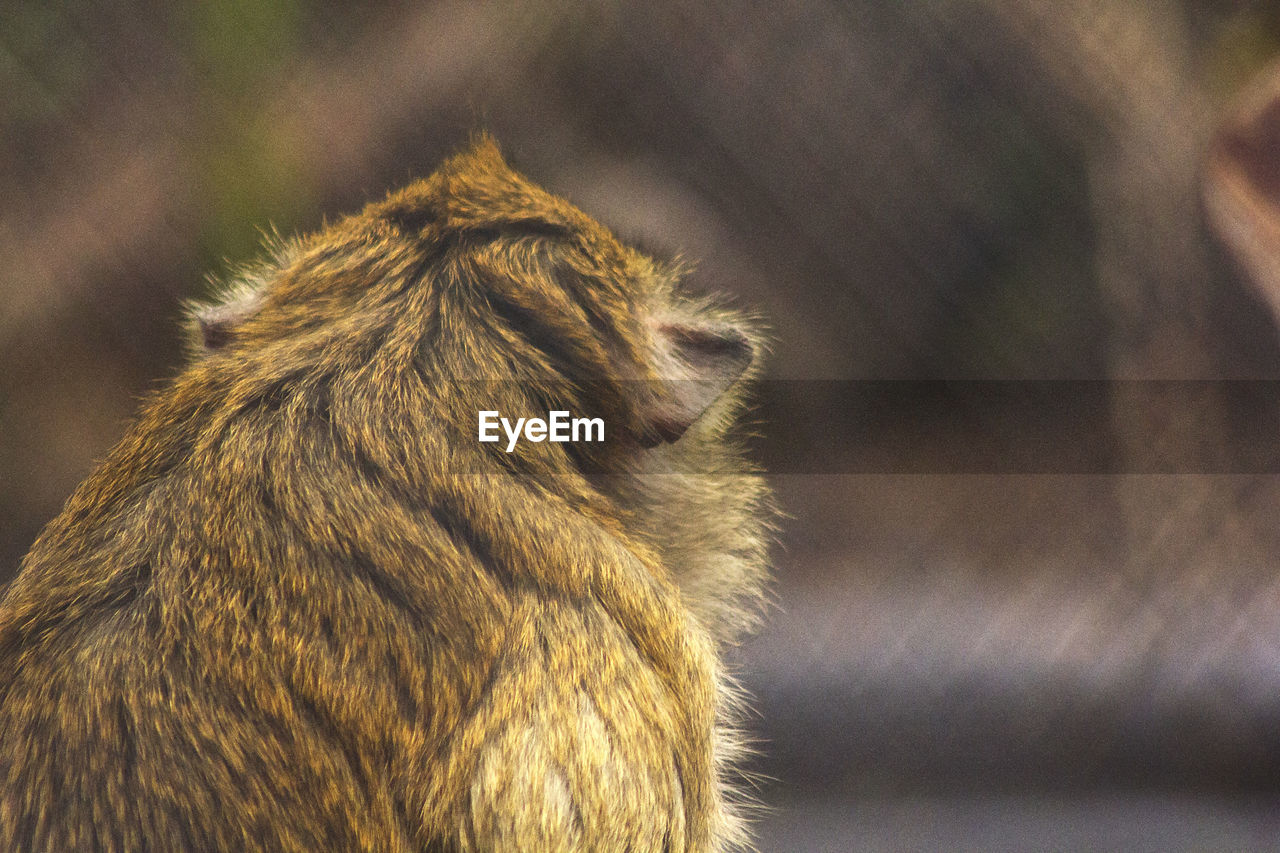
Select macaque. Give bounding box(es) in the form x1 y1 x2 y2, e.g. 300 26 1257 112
0 138 774 851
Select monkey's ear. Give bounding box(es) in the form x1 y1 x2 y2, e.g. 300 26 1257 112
189 286 263 352
1205 58 1280 331
637 321 755 445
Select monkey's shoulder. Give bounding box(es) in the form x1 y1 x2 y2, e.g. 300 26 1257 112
448 595 702 851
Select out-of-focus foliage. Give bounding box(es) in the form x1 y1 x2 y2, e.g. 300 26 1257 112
2 4 93 145
184 0 314 266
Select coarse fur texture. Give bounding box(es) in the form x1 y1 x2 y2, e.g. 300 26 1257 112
0 138 774 851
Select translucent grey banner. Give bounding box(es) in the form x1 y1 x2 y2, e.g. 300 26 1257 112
747 381 1280 474
459 380 1280 474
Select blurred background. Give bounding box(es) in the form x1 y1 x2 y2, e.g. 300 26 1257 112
7 1 1280 848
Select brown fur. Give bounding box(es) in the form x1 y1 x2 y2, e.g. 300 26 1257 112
0 138 774 851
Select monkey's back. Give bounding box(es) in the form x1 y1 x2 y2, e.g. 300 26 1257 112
0 391 718 852
0 139 770 852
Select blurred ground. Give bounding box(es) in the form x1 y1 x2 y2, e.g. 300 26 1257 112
7 1 1280 849
755 791 1280 852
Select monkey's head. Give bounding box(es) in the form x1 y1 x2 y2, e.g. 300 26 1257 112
178 137 772 644
189 138 763 485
